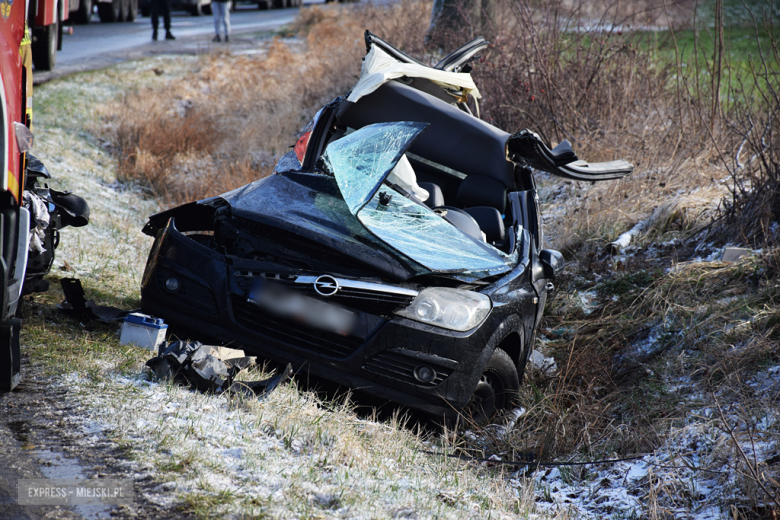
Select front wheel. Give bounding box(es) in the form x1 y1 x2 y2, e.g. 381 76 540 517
463 348 519 424
32 21 58 71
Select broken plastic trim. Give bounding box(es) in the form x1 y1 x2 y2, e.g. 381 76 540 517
434 37 489 72
507 130 633 181
146 339 293 398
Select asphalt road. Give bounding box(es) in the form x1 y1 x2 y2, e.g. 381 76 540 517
33 2 316 83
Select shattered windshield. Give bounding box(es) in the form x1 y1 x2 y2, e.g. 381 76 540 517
322 122 516 275
321 121 427 214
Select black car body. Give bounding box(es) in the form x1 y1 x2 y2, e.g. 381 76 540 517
140 33 632 420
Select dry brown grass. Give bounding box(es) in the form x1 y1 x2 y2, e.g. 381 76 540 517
99 1 779 504
102 0 432 207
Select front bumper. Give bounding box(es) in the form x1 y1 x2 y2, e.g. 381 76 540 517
141 220 499 416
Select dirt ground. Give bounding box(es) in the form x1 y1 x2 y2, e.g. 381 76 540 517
0 351 193 520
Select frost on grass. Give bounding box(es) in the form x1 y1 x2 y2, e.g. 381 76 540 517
30 57 202 297
61 367 532 519
525 385 780 519
519 322 780 519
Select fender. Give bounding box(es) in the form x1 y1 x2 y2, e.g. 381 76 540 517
466 313 526 402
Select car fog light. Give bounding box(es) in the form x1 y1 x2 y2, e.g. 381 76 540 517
414 365 436 383
165 277 180 292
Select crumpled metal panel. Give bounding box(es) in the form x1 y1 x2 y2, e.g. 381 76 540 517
358 185 514 276
274 150 302 174
321 121 427 214
220 173 431 281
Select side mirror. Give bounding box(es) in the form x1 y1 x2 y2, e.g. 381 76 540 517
539 249 564 279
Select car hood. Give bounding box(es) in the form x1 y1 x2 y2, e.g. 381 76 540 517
211 171 430 281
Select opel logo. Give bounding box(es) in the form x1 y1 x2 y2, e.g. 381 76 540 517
313 275 340 297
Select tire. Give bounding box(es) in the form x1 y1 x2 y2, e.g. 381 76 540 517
141 5 150 16
127 0 138 21
118 0 128 21
73 0 93 24
257 0 268 8
32 21 58 71
464 348 520 424
97 0 122 22
57 19 63 50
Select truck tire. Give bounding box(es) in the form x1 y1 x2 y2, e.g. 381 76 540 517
32 21 58 71
97 0 122 22
73 0 93 24
118 0 129 20
126 0 138 20
0 319 22 392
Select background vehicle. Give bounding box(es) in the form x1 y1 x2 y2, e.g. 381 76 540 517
69 0 139 25
0 6 34 391
29 0 70 71
139 0 302 17
139 0 210 17
1 2 89 391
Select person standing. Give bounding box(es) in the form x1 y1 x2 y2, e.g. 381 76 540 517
151 0 175 41
211 0 230 42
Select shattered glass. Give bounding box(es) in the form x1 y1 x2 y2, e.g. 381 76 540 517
321 122 427 214
323 121 515 275
358 185 513 275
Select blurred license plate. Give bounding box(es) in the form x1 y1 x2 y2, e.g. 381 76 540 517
248 281 356 335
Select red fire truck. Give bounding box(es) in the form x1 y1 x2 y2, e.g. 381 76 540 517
29 0 70 71
0 1 33 391
0 0 89 391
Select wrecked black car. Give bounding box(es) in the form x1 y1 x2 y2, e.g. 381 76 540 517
140 33 633 421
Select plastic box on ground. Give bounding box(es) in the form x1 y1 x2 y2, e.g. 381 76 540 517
120 313 168 351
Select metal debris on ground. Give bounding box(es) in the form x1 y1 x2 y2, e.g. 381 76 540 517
145 340 293 398
58 278 130 323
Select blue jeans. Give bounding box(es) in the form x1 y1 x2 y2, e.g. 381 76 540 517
213 1 230 38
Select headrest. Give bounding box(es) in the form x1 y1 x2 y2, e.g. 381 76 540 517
463 206 505 244
455 175 507 213
418 182 444 208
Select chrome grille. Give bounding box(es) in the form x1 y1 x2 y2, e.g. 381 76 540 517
234 271 417 315
231 296 363 358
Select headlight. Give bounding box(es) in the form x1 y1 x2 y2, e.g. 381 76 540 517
394 287 491 332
